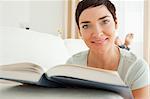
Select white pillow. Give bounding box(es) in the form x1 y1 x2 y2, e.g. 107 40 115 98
0 27 69 69
64 39 89 56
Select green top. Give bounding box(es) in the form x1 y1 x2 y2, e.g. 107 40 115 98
66 48 150 90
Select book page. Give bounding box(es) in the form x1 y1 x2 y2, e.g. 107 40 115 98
0 62 44 82
46 64 126 86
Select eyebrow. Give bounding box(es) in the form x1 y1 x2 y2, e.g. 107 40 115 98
80 15 111 25
98 15 110 20
80 21 90 24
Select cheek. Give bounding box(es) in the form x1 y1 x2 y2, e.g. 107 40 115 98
104 25 116 36
104 28 116 44
80 32 92 46
82 34 90 42
80 30 90 39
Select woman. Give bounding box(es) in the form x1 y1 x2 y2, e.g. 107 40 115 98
66 0 150 98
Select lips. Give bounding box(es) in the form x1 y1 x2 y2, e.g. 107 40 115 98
91 37 108 44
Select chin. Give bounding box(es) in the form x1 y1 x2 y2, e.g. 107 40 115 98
89 43 112 52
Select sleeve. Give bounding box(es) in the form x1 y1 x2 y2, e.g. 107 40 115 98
127 58 150 90
66 57 74 64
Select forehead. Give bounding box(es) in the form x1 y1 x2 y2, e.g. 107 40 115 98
79 5 112 23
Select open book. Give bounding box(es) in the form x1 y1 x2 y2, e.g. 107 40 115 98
0 62 133 99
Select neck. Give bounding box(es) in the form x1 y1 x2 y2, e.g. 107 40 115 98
88 45 120 70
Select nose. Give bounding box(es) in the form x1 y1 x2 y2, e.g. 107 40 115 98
92 24 103 38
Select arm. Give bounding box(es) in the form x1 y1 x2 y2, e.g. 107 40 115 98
132 85 150 99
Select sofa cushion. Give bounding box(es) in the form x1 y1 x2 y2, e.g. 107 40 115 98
0 27 69 69
64 39 89 56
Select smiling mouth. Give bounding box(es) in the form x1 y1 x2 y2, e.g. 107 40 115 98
91 38 108 44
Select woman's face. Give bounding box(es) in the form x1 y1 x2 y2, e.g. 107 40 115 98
79 5 117 52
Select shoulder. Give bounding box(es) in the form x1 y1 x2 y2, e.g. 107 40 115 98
119 49 150 90
120 49 149 68
119 48 149 72
120 48 137 63
66 50 89 65
127 57 150 90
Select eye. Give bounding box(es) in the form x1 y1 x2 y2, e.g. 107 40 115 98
82 24 89 29
102 19 110 25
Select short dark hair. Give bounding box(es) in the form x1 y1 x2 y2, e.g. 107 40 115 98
75 0 116 29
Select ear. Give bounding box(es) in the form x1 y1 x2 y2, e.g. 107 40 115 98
115 19 118 29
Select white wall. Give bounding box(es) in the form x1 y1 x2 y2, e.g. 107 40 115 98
0 1 65 36
29 1 64 36
0 1 30 28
